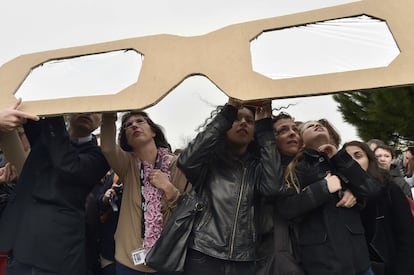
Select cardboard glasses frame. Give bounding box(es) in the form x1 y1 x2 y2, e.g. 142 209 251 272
0 0 413 116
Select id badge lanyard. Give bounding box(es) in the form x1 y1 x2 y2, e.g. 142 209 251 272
131 163 147 266
132 155 161 265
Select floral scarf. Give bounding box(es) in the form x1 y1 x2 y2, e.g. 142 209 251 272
138 147 171 253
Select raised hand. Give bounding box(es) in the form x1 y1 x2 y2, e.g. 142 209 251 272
0 98 39 132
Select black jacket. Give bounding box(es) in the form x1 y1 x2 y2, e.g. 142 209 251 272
277 148 381 275
361 178 414 275
389 164 412 198
96 171 123 262
177 104 283 261
0 117 109 275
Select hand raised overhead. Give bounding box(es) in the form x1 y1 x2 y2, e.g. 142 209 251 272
0 98 39 132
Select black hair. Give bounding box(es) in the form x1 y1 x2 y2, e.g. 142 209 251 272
196 104 256 132
343 140 387 185
271 111 294 125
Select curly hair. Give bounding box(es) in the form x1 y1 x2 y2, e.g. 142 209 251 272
272 111 294 125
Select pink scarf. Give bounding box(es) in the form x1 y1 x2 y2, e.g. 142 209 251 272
138 147 171 253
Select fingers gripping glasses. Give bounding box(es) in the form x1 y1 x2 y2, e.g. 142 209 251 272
0 0 413 116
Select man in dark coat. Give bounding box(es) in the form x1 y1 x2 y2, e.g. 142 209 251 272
0 113 109 275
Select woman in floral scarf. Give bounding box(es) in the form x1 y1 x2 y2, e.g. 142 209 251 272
101 111 188 275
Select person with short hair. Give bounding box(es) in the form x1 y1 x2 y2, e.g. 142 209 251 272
0 113 109 275
374 145 412 198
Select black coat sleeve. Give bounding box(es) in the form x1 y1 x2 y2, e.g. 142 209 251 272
254 118 284 196
41 116 109 185
387 184 414 274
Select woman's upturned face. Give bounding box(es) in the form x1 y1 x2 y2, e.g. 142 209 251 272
123 114 155 148
300 121 330 148
375 147 393 170
226 107 255 147
273 118 301 157
345 145 369 171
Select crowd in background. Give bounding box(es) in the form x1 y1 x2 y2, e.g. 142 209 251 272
1 98 414 275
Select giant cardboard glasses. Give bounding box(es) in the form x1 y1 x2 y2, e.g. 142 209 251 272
0 0 412 116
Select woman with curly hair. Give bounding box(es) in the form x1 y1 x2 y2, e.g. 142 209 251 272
177 98 283 275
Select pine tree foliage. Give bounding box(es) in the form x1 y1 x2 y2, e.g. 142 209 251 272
333 86 414 145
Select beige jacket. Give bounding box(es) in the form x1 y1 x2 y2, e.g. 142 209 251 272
100 114 187 272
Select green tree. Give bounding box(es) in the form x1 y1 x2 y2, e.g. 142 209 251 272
333 85 414 145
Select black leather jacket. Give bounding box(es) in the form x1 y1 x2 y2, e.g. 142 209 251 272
177 104 283 261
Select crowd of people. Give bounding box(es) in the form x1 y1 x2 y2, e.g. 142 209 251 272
0 97 414 275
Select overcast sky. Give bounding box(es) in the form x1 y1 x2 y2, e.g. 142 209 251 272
0 0 365 150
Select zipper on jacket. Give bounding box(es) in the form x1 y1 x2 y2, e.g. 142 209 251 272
229 166 247 257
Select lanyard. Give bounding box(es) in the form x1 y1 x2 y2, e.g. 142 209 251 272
140 163 146 240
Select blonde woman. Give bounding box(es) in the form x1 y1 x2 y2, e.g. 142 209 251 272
277 120 380 275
